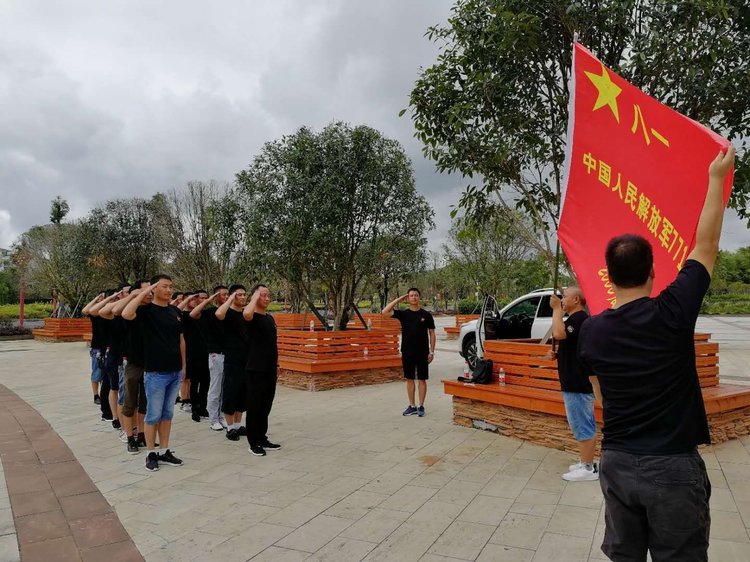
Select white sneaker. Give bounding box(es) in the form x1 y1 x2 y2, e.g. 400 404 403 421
117 430 128 443
180 403 192 413
562 465 599 482
569 460 598 472
210 422 225 431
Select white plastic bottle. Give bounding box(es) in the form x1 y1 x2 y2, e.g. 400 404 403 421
498 367 506 386
367 318 373 330
363 347 369 359
463 361 470 378
309 320 315 332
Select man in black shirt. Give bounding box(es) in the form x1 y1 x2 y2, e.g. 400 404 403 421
190 285 230 431
579 146 735 561
215 284 249 441
243 284 280 456
109 280 151 454
550 286 596 482
382 287 436 417
179 290 210 422
123 274 185 472
82 292 106 406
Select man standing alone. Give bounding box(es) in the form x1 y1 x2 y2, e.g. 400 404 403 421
579 146 735 561
551 286 597 482
382 288 436 417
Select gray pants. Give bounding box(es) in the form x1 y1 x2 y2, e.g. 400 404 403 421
599 449 711 562
207 353 225 424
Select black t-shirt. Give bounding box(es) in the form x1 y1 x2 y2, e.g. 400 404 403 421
222 308 249 366
136 303 183 372
124 315 144 367
557 310 591 393
182 311 208 364
90 316 105 350
578 260 711 454
393 308 435 356
200 308 224 354
107 316 127 362
245 313 278 373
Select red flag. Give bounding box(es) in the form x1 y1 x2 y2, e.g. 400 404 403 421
558 43 733 314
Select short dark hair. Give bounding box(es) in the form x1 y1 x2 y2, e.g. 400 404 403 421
117 282 130 291
228 284 246 294
407 287 421 296
193 289 208 296
132 279 148 289
250 283 268 294
104 288 117 297
213 284 228 293
605 234 653 288
150 274 172 285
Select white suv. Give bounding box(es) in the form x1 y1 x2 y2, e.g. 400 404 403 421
458 289 556 370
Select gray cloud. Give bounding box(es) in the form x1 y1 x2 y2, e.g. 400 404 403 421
0 0 745 258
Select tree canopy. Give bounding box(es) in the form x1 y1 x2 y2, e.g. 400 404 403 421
406 0 750 276
235 122 434 329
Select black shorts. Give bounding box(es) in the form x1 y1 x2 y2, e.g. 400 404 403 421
222 362 247 414
599 449 710 561
402 354 429 380
103 351 120 390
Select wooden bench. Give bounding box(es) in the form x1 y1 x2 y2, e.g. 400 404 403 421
32 318 91 342
272 313 327 330
444 314 480 339
443 334 750 453
278 329 403 391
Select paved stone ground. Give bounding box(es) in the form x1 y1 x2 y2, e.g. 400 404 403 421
0 316 748 561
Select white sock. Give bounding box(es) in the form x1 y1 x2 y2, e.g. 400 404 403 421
232 423 241 430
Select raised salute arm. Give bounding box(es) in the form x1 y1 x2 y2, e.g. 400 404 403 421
122 283 152 320
190 291 218 319
243 289 260 321
88 291 119 317
688 145 735 276
550 293 566 340
381 294 407 316
110 289 140 317
215 291 236 321
82 293 104 316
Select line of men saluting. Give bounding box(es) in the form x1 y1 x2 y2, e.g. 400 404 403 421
83 276 280 473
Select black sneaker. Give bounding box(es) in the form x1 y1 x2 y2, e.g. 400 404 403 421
226 428 240 441
112 419 121 430
249 444 266 457
199 409 210 418
237 426 247 437
145 452 159 472
136 433 147 448
127 436 139 455
191 412 201 423
262 440 281 451
158 449 183 467
94 394 100 405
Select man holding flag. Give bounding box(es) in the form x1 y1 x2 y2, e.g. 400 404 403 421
558 42 737 561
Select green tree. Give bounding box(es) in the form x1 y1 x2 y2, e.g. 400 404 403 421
236 122 434 329
86 196 165 283
406 0 750 276
49 196 70 225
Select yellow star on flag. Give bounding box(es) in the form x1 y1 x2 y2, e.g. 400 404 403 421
584 63 622 123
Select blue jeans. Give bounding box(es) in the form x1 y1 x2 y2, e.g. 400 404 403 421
144 371 182 425
562 391 596 441
90 348 103 383
117 364 125 406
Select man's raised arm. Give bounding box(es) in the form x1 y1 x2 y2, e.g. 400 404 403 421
688 146 735 276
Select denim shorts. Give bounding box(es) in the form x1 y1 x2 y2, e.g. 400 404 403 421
117 364 125 406
562 391 596 441
144 370 182 425
90 348 103 383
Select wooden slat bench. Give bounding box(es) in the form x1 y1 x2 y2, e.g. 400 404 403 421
273 313 327 330
32 318 91 342
278 329 403 391
443 334 750 453
444 314 480 339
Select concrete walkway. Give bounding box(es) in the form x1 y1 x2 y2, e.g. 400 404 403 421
0 316 748 561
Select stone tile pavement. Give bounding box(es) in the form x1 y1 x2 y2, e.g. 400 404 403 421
0 315 748 561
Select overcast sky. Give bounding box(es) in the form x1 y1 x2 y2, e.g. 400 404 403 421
1 1 746 254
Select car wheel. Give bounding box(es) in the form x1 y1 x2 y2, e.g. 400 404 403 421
462 334 478 372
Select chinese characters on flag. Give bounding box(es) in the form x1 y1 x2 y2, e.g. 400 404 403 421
558 43 733 314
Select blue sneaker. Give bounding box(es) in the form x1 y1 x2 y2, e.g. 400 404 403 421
417 406 425 417
402 405 418 416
